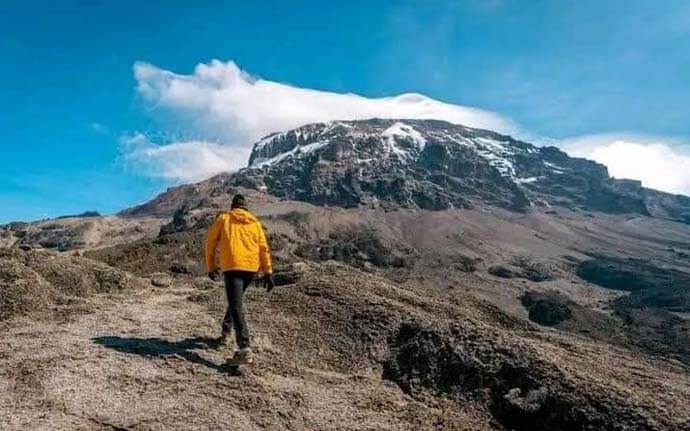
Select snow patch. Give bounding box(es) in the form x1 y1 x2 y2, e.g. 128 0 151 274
251 139 329 167
382 122 427 158
253 132 284 152
473 137 517 178
515 177 540 184
543 161 566 174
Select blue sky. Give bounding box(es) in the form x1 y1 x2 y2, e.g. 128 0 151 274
1 0 690 223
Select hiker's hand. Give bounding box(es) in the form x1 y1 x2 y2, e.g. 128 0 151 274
263 274 275 292
208 271 220 282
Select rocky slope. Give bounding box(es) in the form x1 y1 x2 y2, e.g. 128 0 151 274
0 248 147 321
0 214 162 251
2 254 689 430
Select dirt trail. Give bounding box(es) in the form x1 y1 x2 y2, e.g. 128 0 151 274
0 284 490 431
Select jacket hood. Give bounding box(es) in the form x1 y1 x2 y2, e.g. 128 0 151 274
228 208 258 224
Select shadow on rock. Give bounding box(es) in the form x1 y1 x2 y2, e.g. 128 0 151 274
91 335 241 375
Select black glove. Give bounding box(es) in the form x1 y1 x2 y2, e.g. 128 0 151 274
262 274 275 292
208 271 220 282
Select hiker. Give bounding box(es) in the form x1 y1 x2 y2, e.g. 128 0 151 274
205 194 274 366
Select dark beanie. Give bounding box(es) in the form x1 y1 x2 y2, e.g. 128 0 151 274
231 194 247 209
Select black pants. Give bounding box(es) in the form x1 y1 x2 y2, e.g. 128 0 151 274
222 270 255 349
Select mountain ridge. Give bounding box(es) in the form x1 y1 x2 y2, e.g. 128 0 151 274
229 118 689 222
111 118 690 223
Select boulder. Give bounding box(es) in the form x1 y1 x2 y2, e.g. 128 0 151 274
150 272 173 288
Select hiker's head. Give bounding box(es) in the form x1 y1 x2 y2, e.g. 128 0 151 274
231 194 247 210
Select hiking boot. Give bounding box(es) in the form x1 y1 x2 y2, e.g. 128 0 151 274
227 347 254 366
217 332 232 349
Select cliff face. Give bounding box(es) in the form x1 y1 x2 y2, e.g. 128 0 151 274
236 119 690 221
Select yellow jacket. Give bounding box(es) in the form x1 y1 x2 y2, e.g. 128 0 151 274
205 208 273 274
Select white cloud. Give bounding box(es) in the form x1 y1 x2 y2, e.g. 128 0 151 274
125 59 517 183
560 134 690 195
120 133 249 183
133 60 516 144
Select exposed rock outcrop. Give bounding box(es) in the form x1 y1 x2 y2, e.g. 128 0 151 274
233 119 690 221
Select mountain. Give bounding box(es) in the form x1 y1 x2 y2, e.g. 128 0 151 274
2 119 690 430
236 119 690 221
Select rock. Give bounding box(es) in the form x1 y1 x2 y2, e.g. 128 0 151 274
272 271 299 287
192 276 218 290
269 262 313 287
55 210 101 219
528 301 572 326
169 261 193 275
577 256 676 293
488 258 555 282
451 255 482 272
521 291 573 326
510 257 555 282
158 205 216 236
294 225 412 270
150 272 173 288
576 255 690 313
676 250 690 259
383 321 663 431
273 270 299 287
291 261 310 273
503 387 549 414
187 292 213 304
488 265 517 279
